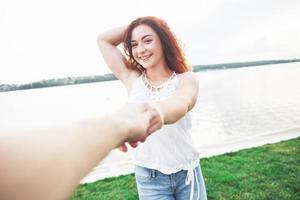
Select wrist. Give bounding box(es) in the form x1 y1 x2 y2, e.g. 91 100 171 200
108 111 131 145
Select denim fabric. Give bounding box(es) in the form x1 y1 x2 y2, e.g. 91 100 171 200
135 165 207 200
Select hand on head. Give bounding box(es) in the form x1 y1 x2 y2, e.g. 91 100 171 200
117 102 164 152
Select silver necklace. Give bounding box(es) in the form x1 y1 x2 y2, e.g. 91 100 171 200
142 71 176 92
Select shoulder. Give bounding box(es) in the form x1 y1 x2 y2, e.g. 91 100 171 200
177 71 199 86
174 71 199 110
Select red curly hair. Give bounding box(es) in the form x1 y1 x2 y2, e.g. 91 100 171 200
122 16 190 73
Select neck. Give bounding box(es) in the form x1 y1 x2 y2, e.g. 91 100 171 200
145 66 173 82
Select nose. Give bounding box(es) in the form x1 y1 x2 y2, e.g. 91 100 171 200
137 43 146 55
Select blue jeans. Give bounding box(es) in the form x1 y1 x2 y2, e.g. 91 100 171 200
135 165 207 200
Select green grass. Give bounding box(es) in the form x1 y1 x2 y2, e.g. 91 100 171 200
70 137 300 200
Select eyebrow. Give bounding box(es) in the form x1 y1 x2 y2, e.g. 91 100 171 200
131 34 153 42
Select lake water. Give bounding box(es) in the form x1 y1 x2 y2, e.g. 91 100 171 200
1 62 300 183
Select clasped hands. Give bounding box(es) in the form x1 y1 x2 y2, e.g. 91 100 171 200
116 102 164 152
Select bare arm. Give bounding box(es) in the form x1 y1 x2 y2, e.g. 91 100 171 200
97 26 140 88
0 103 161 200
117 73 198 152
153 72 199 125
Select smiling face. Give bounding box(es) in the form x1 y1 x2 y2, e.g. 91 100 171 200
123 16 190 73
130 24 165 70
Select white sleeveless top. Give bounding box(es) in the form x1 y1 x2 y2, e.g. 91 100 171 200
128 72 199 174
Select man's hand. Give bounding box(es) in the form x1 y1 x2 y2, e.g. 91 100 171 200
117 102 164 152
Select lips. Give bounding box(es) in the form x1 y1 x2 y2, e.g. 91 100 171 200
139 54 152 62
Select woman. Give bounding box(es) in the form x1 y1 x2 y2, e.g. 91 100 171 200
97 16 207 200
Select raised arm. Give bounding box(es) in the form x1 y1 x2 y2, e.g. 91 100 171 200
153 72 199 125
97 26 140 88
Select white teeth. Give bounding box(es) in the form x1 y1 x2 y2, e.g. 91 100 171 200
140 55 151 61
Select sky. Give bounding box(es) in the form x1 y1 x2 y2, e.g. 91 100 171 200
0 0 299 84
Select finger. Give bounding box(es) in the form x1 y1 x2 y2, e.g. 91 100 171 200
147 114 163 133
118 144 128 152
147 121 163 134
138 136 147 143
149 114 163 133
129 141 139 148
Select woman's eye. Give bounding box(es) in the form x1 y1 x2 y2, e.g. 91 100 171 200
144 39 152 43
131 43 138 48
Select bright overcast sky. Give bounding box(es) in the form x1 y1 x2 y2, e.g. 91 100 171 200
0 0 299 84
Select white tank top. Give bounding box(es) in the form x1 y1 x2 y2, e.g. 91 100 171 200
128 72 199 174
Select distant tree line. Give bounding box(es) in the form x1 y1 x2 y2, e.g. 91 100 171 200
1 59 299 92
192 59 300 72
0 74 117 92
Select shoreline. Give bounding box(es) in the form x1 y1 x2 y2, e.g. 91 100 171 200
80 128 300 183
1 59 300 92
